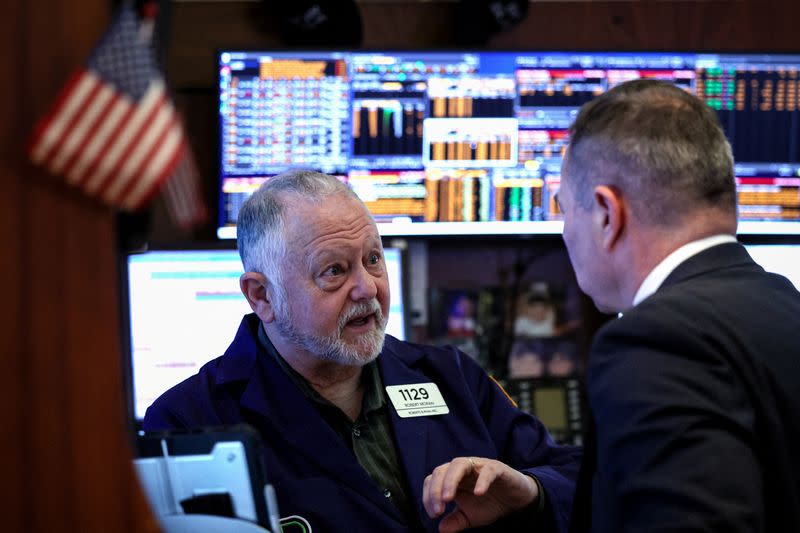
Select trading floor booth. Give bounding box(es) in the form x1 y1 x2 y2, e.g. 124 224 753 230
123 48 800 530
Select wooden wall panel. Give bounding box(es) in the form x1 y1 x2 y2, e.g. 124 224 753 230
0 0 23 529
167 1 800 91
25 186 74 529
491 1 800 51
1 0 161 531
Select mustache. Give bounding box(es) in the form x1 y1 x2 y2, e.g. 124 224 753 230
338 300 384 330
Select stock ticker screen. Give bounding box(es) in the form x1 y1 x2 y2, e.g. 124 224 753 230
216 51 800 238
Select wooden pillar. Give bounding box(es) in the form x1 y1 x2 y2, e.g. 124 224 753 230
0 0 159 531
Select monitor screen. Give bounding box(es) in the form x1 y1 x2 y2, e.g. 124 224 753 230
217 50 800 238
505 377 585 446
125 246 408 421
744 243 800 289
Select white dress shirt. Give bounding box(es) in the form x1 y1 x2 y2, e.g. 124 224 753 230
632 234 738 307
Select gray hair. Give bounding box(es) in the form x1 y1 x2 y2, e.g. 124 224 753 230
564 79 737 225
236 169 359 280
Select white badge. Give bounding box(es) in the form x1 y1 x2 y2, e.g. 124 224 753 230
385 382 449 418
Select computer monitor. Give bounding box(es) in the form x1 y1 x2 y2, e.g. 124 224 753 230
744 243 800 289
124 246 409 422
216 50 800 239
504 376 585 446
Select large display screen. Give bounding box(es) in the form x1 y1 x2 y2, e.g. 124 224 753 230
217 50 800 238
125 247 408 421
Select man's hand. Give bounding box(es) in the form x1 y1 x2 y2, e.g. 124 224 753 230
422 456 539 533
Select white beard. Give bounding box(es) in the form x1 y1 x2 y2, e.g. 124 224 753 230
273 293 387 367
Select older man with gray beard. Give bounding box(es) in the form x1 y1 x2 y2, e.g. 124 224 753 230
144 170 580 533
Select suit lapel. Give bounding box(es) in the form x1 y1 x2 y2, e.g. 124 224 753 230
661 242 753 291
377 348 432 509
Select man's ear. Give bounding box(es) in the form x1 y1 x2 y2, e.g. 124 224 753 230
592 185 626 251
240 272 275 323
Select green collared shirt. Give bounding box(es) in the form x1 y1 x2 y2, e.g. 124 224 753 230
257 325 419 527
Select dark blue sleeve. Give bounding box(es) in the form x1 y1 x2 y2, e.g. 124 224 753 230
141 363 239 433
142 392 186 432
457 349 582 533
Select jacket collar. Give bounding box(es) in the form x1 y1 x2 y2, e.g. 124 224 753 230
215 313 262 385
660 241 754 290
375 338 433 511
633 235 737 306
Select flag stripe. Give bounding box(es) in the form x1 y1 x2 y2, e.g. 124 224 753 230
127 121 185 207
162 156 190 223
166 159 193 224
109 107 179 207
41 80 106 173
134 148 188 213
66 96 132 185
50 83 116 175
102 96 175 203
31 72 102 165
163 151 207 228
28 70 94 161
83 81 165 194
179 160 201 223
123 126 184 211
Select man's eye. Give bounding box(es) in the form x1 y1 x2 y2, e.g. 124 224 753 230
325 265 343 276
368 253 381 265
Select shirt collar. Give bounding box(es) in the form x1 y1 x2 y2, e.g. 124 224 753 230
632 234 737 307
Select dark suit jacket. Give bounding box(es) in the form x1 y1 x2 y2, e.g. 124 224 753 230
571 242 800 532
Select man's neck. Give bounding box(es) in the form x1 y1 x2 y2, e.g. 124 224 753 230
300 359 363 420
312 372 364 421
266 328 365 420
621 211 737 307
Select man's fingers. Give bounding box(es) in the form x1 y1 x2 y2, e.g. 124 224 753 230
423 473 432 512
472 460 501 496
440 457 477 500
422 472 439 517
423 462 453 517
438 506 471 533
424 457 506 521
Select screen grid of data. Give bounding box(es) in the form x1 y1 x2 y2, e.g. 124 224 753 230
218 51 800 237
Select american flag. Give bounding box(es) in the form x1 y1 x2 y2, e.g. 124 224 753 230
28 4 206 228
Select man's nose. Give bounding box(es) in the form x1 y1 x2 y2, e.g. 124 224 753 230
350 264 378 301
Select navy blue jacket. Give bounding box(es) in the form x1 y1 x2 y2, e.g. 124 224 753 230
145 314 581 532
